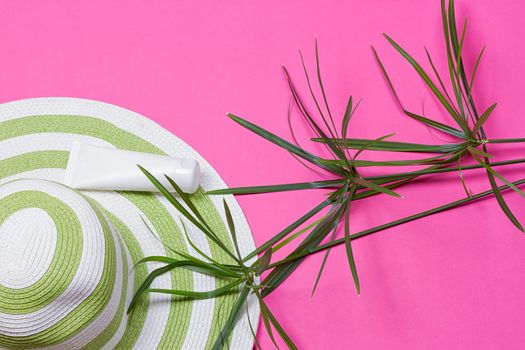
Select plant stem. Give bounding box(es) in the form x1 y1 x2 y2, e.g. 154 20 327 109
487 138 525 144
267 177 525 269
271 216 327 253
244 198 332 261
367 157 525 182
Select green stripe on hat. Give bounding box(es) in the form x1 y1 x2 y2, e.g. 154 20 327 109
0 185 118 348
0 191 83 314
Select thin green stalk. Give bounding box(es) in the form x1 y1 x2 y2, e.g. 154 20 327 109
354 152 462 200
267 176 525 269
486 138 525 144
367 157 525 182
272 216 327 253
243 196 333 261
311 137 462 153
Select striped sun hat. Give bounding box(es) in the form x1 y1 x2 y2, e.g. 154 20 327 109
0 98 259 349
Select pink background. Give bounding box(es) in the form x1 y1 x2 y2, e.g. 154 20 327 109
2 1 525 349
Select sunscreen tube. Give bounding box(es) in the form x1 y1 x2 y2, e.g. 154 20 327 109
63 142 200 193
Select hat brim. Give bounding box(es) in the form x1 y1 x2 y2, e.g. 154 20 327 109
0 97 259 349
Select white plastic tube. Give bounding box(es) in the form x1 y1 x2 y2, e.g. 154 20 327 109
63 142 200 193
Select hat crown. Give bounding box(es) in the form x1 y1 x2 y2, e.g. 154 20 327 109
0 179 131 349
